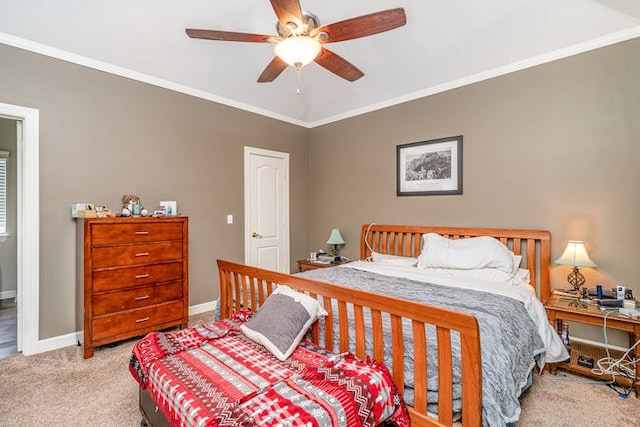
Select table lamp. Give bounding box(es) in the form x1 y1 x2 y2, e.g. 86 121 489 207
326 229 346 263
554 240 597 291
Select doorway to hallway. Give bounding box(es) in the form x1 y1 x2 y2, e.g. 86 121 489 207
0 102 40 356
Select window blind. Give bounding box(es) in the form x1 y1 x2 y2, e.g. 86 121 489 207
0 156 6 234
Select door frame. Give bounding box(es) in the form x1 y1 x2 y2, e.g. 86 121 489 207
244 146 290 272
0 102 39 356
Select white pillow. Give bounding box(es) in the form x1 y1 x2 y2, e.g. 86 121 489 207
423 267 531 286
512 255 522 275
417 233 515 274
371 251 418 267
423 267 513 283
511 268 531 286
240 285 327 361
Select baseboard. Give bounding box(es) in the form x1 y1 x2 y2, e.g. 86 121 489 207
0 289 17 300
34 299 220 355
38 331 79 354
189 299 218 316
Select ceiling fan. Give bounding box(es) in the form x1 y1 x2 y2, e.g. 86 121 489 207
186 0 407 83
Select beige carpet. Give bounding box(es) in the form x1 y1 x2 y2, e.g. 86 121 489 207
1 311 638 426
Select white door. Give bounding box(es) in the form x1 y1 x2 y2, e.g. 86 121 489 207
244 147 290 273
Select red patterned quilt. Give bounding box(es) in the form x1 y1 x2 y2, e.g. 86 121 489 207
130 312 409 427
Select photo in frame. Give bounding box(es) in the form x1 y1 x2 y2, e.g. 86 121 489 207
397 136 463 196
159 201 178 216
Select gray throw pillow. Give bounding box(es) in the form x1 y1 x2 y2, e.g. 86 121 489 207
240 285 328 361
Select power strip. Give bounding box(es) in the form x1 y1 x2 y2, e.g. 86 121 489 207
619 307 639 317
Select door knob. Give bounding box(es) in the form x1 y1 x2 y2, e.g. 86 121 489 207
252 232 262 238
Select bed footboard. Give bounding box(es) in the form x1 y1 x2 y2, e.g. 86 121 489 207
217 259 482 427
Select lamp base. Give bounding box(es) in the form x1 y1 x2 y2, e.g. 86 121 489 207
566 267 585 291
332 245 340 263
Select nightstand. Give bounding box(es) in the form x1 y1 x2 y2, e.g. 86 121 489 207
544 293 640 397
297 259 343 272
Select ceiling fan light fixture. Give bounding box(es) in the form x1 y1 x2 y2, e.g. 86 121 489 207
274 36 321 68
187 5 406 83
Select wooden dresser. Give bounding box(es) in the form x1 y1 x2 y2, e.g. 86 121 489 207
77 217 188 358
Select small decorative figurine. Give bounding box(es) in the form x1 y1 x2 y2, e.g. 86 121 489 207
122 194 145 217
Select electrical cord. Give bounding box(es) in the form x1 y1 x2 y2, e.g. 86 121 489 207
590 310 639 398
364 223 376 261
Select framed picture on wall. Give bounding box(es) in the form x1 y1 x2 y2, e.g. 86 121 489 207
397 135 463 196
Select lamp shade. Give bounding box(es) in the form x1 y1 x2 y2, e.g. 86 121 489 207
274 36 321 68
554 241 597 268
326 229 346 245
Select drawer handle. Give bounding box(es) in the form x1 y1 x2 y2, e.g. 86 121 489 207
135 317 150 323
135 274 150 279
135 252 150 257
134 295 150 301
135 231 150 235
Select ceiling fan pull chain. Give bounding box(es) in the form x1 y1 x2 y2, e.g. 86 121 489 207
296 66 302 95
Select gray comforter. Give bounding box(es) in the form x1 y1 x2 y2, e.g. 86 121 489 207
299 265 544 427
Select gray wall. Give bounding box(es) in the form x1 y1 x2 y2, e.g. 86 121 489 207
1 37 638 344
0 118 17 297
0 43 310 339
308 38 639 343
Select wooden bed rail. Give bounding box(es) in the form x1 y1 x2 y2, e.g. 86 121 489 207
217 259 482 427
361 224 552 301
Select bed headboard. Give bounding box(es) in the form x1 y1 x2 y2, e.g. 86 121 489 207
360 224 552 301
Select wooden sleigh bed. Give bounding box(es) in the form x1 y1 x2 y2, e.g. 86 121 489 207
133 224 559 427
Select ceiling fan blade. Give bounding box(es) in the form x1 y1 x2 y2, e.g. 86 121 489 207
314 47 364 82
310 8 406 43
258 56 289 82
186 28 275 43
270 0 304 34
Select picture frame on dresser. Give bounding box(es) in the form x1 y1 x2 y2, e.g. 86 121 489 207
397 135 463 196
159 201 178 216
76 216 188 358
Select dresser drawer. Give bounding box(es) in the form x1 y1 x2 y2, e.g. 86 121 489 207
92 300 185 341
91 222 183 245
92 281 184 316
92 261 183 292
92 241 183 269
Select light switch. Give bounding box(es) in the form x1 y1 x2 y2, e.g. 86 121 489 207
226 214 233 224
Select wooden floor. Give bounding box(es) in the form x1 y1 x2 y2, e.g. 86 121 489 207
0 298 17 359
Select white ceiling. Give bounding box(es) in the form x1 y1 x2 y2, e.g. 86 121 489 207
1 1 639 127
